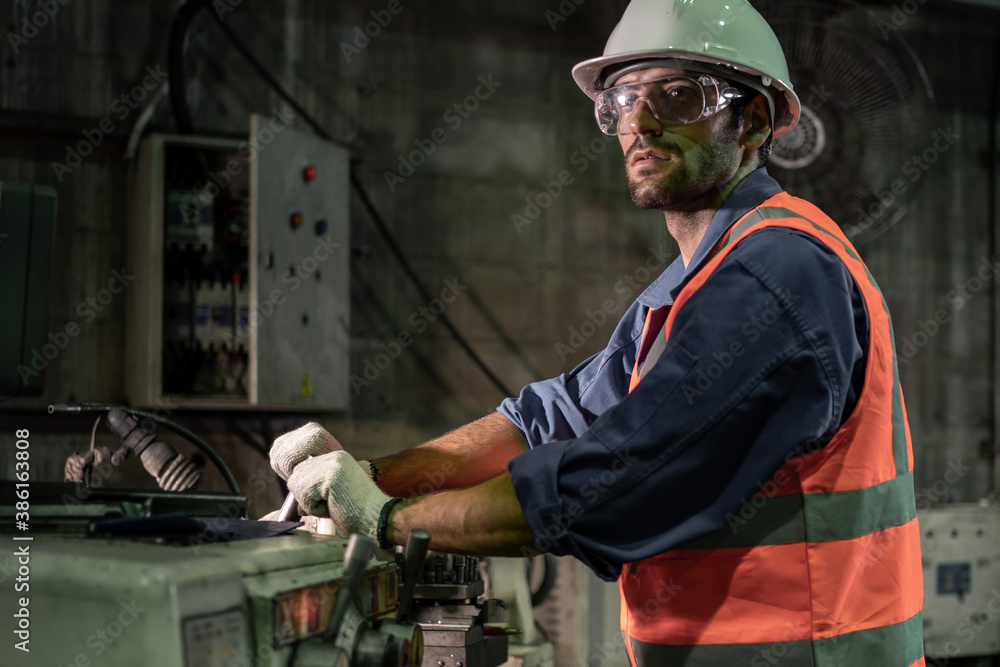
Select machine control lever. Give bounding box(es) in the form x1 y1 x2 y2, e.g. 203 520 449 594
396 529 431 622
324 533 375 642
275 491 300 522
276 454 312 522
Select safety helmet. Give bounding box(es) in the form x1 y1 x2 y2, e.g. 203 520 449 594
572 0 800 137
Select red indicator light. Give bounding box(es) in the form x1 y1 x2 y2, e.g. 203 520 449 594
274 582 339 647
303 165 317 182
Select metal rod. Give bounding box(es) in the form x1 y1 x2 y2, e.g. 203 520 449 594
276 491 299 522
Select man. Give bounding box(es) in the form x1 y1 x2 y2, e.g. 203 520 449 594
269 0 924 664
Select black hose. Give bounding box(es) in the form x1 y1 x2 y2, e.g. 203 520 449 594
227 414 268 459
211 11 515 397
170 2 515 399
169 0 213 134
527 553 559 607
207 12 337 144
349 171 516 397
48 404 241 494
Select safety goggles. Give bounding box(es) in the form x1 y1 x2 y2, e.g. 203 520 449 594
595 74 744 135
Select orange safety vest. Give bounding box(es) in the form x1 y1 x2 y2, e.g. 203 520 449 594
621 191 924 667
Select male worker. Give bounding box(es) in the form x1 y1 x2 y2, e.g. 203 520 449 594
268 0 924 664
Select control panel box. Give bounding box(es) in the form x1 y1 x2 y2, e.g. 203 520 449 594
248 115 350 409
919 504 1000 658
126 117 349 409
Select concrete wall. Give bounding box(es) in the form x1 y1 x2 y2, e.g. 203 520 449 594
0 1 998 664
0 2 641 664
0 0 662 428
842 3 1000 505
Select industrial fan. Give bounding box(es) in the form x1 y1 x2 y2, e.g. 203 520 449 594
756 0 936 245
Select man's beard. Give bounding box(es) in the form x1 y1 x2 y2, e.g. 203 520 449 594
627 173 686 209
623 135 735 211
623 138 683 209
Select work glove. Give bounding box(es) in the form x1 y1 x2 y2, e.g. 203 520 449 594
269 422 346 480
257 510 336 535
269 423 378 483
287 450 397 544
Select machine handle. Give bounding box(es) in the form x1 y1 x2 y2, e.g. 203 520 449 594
276 455 312 522
324 533 376 641
275 491 300 522
396 529 431 622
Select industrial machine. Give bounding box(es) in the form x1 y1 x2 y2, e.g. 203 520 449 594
2 405 513 667
1 481 512 667
25 522 410 667
410 553 511 667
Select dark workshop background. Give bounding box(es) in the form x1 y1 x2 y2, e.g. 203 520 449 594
0 0 998 662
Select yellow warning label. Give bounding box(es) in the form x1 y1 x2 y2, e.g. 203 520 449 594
300 373 313 397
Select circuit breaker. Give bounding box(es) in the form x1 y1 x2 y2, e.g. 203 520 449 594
126 114 349 409
919 504 1000 659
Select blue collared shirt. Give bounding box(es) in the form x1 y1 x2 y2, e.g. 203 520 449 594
501 168 869 581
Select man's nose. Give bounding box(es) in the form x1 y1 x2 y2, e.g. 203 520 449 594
622 97 664 136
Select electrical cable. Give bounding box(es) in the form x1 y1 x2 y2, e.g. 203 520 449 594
89 415 101 452
526 553 559 608
209 9 515 397
533 619 550 643
169 0 213 134
227 414 268 459
168 0 515 398
258 412 274 449
48 404 241 494
125 81 170 162
348 171 516 397
207 12 336 144
86 416 105 489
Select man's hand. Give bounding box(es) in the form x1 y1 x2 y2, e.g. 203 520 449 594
287 450 392 541
269 422 346 480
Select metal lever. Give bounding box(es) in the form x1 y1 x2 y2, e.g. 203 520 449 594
275 491 300 522
324 533 376 641
396 529 431 622
276 454 312 522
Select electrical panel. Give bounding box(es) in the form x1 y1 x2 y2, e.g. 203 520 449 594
247 115 350 408
127 115 349 409
919 504 1000 659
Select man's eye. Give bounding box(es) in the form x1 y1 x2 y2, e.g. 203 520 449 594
664 86 696 100
615 92 639 108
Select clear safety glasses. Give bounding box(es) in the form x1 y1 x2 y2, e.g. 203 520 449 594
595 74 744 135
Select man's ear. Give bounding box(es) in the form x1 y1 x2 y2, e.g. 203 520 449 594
742 94 772 150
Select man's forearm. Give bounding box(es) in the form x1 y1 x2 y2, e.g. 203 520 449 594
372 412 529 497
386 473 540 557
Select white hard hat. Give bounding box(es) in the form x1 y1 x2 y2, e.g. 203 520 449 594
572 0 800 137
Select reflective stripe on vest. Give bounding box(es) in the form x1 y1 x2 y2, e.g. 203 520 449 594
620 192 924 667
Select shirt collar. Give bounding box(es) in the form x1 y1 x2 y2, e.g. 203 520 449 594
636 167 783 308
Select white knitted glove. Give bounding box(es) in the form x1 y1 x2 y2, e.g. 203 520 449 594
257 510 336 535
269 422 378 484
269 422 345 480
287 450 395 542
